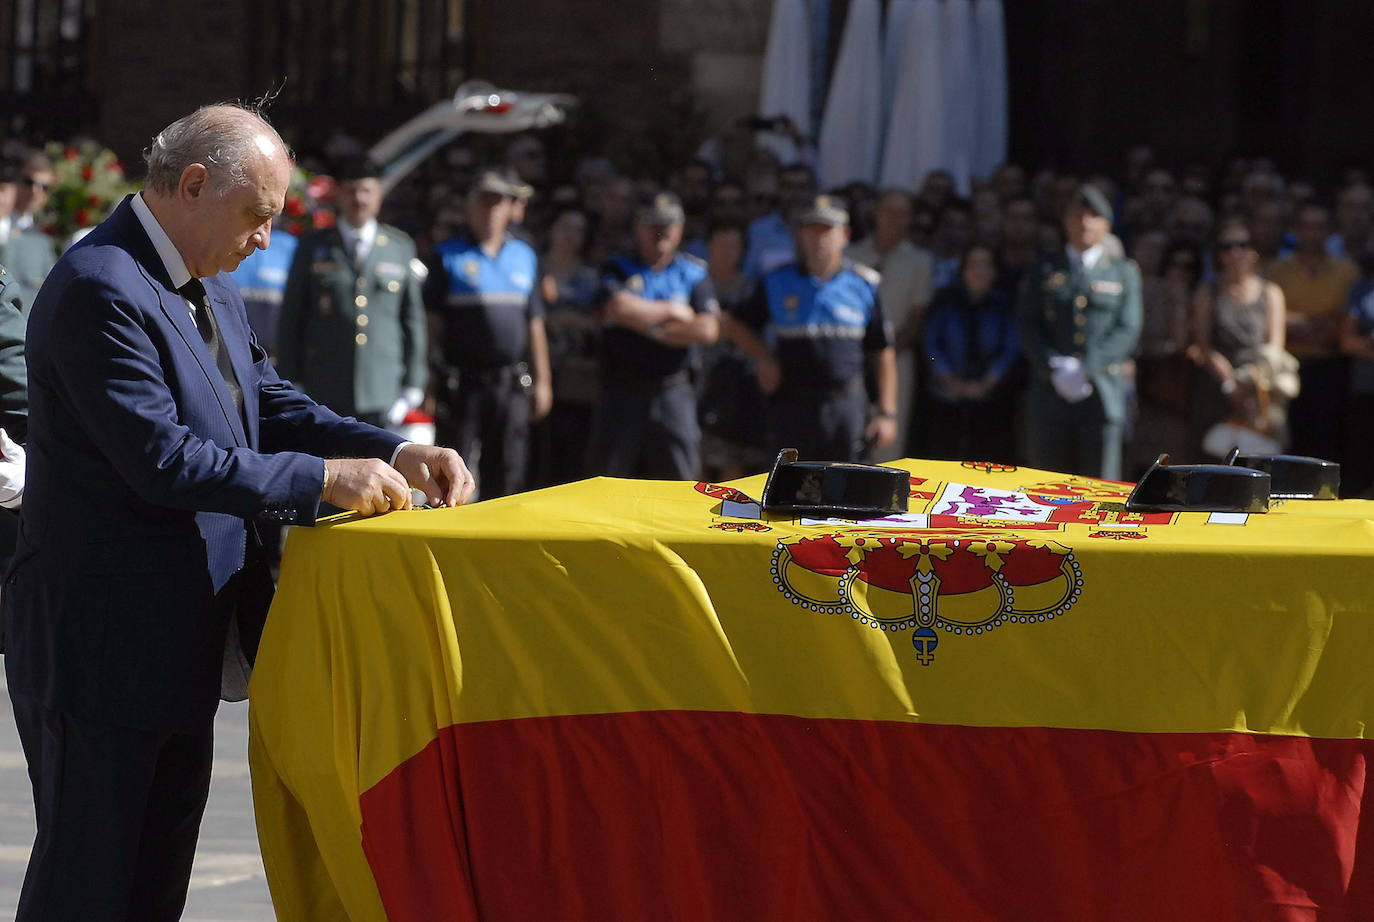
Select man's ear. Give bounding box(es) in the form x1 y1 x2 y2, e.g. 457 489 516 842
179 163 211 203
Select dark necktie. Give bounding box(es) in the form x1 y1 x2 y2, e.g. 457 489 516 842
178 278 245 426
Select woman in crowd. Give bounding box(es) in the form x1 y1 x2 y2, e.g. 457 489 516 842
1188 219 1292 457
1127 233 1201 473
921 243 1019 462
531 204 602 486
698 219 767 480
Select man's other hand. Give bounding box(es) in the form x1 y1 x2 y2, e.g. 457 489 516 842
393 443 477 507
324 458 413 516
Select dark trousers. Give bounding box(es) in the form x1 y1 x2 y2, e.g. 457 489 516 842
588 378 701 479
9 692 214 922
768 379 870 464
438 374 531 500
1289 356 1348 463
1023 384 1124 480
923 393 1018 464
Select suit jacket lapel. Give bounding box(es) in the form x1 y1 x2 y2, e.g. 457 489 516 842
113 197 248 447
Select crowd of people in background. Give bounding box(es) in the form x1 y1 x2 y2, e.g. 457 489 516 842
6 118 1374 500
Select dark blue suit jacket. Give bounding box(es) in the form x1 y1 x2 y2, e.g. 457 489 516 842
2 196 404 732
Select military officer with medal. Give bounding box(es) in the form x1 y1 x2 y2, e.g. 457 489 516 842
276 156 427 430
1019 185 1142 480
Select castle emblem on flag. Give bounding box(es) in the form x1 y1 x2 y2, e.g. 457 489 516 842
771 533 1084 666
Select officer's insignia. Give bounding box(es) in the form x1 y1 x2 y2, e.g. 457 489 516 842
628 275 644 292
376 233 389 246
464 259 480 281
853 263 881 286
784 294 800 314
1090 279 1124 295
771 534 1083 666
654 193 675 210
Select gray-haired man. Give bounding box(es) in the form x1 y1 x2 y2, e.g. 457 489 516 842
4 103 474 920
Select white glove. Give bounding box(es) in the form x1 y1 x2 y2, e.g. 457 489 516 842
1048 355 1093 404
387 387 426 428
0 428 25 510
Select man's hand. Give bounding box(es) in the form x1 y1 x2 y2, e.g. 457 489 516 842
393 443 477 507
324 458 413 516
755 354 782 394
532 378 553 421
866 415 898 449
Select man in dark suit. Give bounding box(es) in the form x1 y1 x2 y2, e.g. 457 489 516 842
2 103 475 921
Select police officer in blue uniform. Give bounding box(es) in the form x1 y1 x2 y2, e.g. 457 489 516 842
727 195 898 462
230 226 297 354
427 168 552 498
589 192 720 479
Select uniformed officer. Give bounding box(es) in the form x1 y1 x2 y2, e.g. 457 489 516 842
427 168 552 498
726 195 899 462
588 191 720 479
1019 184 1142 479
277 156 427 429
0 160 56 310
0 262 29 566
231 224 297 354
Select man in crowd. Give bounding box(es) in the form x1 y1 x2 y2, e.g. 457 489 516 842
727 195 898 462
744 162 817 278
589 191 719 478
1329 182 1373 267
427 167 552 498
13 150 55 234
0 160 56 305
3 103 474 920
1267 202 1360 461
846 188 933 459
997 194 1041 301
277 155 427 428
1020 185 1142 480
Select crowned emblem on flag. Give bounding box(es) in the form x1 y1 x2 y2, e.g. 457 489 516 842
771 533 1083 666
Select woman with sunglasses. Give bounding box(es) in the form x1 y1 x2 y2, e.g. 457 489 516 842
1188 219 1291 453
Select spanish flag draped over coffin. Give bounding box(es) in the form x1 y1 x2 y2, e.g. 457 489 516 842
248 461 1374 921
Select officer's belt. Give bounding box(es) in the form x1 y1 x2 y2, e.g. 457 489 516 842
603 368 693 390
774 324 866 341
775 375 865 399
451 363 529 386
447 292 527 308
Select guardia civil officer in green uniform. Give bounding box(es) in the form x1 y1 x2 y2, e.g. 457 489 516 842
0 263 30 565
277 156 427 428
0 160 56 312
1019 185 1142 480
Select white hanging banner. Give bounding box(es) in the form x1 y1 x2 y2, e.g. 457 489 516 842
817 0 884 187
878 0 944 192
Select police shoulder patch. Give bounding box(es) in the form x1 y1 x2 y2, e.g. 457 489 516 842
852 263 882 286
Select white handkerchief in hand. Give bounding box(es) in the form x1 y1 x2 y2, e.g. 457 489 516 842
0 428 25 509
1048 356 1094 404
